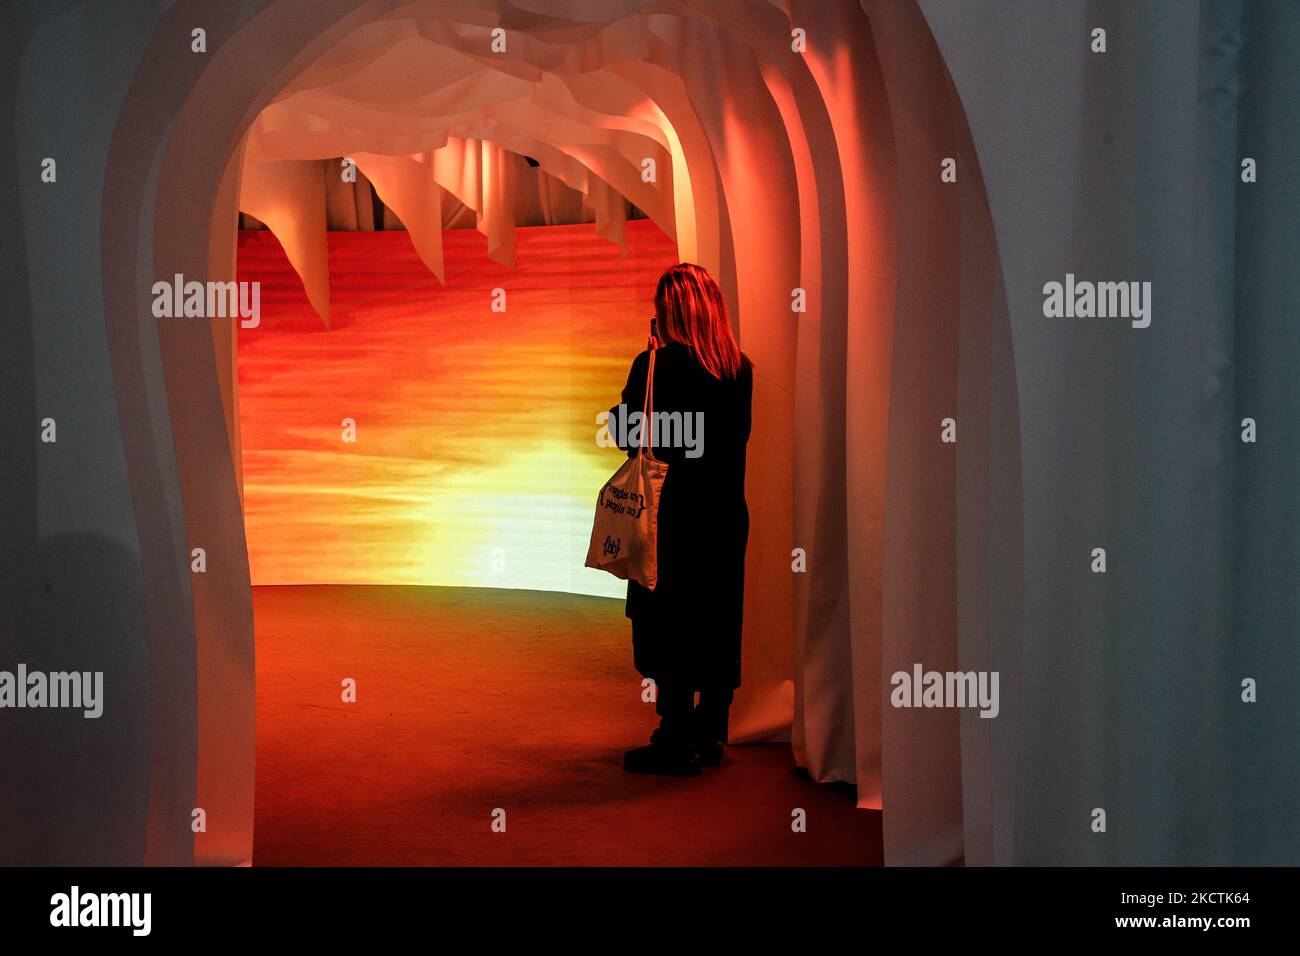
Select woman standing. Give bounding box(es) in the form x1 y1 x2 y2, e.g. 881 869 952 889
611 263 753 776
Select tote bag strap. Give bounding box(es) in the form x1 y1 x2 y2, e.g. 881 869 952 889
639 336 659 461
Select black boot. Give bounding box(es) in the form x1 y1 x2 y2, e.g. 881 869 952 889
623 735 702 776
693 686 734 768
624 683 701 776
694 736 724 768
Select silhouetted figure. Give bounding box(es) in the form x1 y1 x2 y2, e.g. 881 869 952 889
610 263 753 776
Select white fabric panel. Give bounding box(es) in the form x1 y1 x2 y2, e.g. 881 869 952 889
351 152 446 283
238 158 331 327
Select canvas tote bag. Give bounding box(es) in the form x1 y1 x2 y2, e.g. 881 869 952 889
585 340 669 590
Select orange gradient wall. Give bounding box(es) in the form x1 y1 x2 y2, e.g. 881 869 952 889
237 219 677 597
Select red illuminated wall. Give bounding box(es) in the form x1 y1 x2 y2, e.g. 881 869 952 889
237 219 677 597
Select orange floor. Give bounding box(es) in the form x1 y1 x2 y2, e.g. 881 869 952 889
251 584 883 866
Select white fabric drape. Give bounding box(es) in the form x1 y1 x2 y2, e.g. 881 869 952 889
908 0 1300 866
238 158 332 326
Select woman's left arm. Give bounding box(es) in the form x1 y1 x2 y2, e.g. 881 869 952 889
609 350 649 456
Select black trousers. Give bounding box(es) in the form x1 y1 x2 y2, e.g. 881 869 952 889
654 683 735 747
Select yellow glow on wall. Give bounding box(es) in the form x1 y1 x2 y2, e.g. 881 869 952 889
238 219 677 597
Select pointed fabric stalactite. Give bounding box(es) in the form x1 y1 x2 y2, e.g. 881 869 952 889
476 140 517 268
583 170 627 254
352 152 446 284
431 136 484 215
239 158 332 328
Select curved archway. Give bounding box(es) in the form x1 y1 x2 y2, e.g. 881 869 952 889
101 0 1019 866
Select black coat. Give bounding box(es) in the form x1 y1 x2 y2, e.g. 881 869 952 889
608 341 753 690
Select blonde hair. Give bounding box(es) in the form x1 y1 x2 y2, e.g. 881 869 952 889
654 263 746 379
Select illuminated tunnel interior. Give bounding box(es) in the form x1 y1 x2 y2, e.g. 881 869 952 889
229 4 851 863
92 0 1016 866
8 0 1296 875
